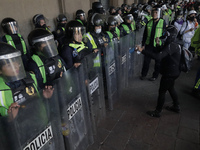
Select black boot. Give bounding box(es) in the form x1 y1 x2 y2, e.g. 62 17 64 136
146 110 161 118
166 105 180 113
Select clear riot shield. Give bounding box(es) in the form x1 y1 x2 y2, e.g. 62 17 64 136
163 14 169 26
134 28 145 76
103 40 118 110
117 35 129 94
128 32 136 83
53 65 93 150
82 51 106 134
0 91 60 150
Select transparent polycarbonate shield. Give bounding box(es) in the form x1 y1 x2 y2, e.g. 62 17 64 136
0 116 21 150
117 35 129 95
135 27 145 45
103 41 118 110
10 92 56 150
128 32 136 82
53 66 93 150
163 14 169 26
82 51 106 134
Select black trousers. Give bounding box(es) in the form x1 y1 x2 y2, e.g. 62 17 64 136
156 76 179 112
141 45 160 78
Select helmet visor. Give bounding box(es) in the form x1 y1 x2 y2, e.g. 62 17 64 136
0 51 26 82
33 35 58 58
71 26 86 43
114 14 124 24
152 8 162 19
4 21 19 34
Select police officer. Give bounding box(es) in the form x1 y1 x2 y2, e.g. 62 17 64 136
119 13 136 37
53 14 68 52
121 3 128 14
60 20 91 70
0 43 52 117
137 25 181 117
1 18 30 68
32 14 51 33
139 5 153 28
109 6 116 15
105 16 120 41
27 29 65 89
138 5 166 81
85 13 109 52
75 9 87 27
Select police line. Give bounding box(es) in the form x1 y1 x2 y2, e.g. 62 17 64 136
0 30 145 150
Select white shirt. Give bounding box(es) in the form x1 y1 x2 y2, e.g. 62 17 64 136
180 20 195 43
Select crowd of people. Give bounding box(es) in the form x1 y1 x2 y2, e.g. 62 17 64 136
0 0 200 120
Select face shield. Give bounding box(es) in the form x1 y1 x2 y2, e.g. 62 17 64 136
152 8 162 19
78 13 86 21
125 14 134 23
71 26 86 43
114 14 124 25
33 35 58 58
0 51 26 82
4 21 19 34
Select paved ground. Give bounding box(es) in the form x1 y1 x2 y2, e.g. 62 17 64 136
87 57 200 150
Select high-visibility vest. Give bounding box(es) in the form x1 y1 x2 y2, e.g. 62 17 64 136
145 19 164 47
86 32 98 49
121 23 135 34
5 34 27 54
115 27 120 38
0 73 38 116
76 19 84 26
69 42 88 52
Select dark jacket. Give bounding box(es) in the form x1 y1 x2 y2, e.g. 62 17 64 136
142 42 181 77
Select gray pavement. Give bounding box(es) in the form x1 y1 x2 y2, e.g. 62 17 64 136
87 58 200 150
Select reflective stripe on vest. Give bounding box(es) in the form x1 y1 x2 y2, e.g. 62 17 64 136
145 19 164 47
86 33 97 49
69 42 88 52
122 24 134 34
145 15 152 21
5 34 27 54
106 31 113 40
31 55 47 84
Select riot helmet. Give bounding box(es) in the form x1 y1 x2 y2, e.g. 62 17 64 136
57 14 67 23
1 18 19 34
165 25 178 43
0 42 26 82
137 4 143 11
32 14 48 28
114 14 124 25
28 29 58 58
109 6 116 15
152 5 162 19
76 9 86 21
92 2 105 14
106 16 118 33
65 20 86 42
91 13 104 26
123 13 134 24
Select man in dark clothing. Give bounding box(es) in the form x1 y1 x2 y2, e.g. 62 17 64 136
139 5 166 81
137 25 181 117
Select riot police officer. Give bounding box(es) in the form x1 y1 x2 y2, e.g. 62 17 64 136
60 20 91 70
137 5 166 81
1 18 30 68
75 9 87 27
85 13 109 52
0 43 39 117
27 29 65 89
32 14 51 33
92 2 105 14
119 13 136 37
53 14 68 52
105 16 120 41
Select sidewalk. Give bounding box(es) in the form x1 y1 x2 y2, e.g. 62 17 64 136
87 58 200 150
